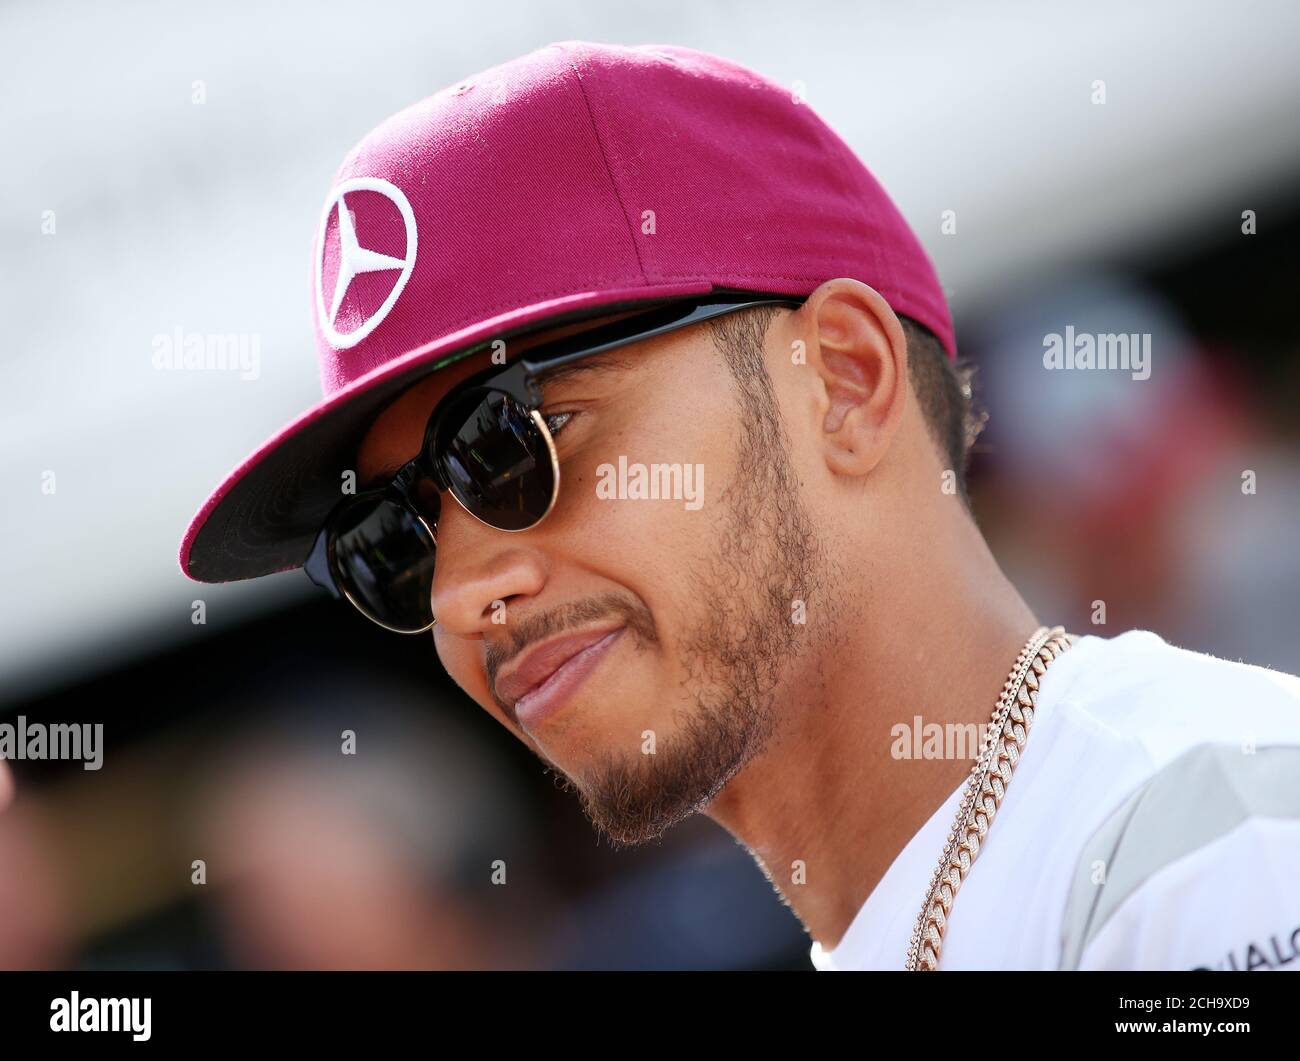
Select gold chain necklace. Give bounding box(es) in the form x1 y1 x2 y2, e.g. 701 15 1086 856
904 625 1076 971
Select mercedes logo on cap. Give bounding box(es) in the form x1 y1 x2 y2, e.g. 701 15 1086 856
314 177 418 350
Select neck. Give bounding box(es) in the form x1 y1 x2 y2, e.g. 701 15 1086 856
704 507 1038 951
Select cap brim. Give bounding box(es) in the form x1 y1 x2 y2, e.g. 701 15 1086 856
179 281 714 583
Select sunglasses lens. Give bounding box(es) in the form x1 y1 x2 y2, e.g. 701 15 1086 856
436 389 556 530
329 497 436 632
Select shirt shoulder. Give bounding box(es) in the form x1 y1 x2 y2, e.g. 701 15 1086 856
1051 632 1300 969
1046 629 1300 762
1060 742 1300 969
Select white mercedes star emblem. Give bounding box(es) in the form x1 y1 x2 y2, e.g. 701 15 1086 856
314 176 418 349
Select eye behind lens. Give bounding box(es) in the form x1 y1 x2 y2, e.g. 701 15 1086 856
435 390 557 532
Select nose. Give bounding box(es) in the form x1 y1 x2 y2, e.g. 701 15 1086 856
430 506 548 636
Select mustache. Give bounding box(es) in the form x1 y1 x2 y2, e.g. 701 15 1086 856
485 593 658 709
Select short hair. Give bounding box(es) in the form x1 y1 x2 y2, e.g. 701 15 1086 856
897 315 984 506
705 304 984 505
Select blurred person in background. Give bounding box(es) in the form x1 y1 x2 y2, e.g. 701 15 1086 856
192 686 549 970
176 42 1300 971
973 273 1300 675
0 759 12 814
0 798 72 969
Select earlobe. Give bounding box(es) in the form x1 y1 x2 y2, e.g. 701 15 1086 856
803 279 907 479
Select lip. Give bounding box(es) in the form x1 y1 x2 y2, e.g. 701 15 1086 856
497 626 625 730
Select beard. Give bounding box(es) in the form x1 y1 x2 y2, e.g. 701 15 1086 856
557 375 833 848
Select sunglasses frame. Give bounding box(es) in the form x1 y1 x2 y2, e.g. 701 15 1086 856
304 289 806 633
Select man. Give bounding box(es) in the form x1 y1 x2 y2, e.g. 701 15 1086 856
180 41 1300 970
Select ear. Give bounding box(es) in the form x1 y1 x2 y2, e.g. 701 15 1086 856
800 278 908 478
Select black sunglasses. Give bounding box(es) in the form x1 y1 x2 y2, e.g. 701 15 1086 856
304 291 805 633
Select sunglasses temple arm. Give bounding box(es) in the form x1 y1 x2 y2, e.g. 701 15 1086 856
513 297 805 379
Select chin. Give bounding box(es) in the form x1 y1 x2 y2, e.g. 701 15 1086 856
538 700 654 762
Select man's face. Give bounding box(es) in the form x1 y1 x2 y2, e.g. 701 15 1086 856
356 304 834 845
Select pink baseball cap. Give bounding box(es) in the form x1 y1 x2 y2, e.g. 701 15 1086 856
180 40 953 583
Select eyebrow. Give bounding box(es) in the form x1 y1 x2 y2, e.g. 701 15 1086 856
531 350 634 388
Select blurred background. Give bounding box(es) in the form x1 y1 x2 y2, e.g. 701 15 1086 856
2 0 1298 969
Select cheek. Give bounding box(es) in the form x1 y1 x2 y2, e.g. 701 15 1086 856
548 386 741 632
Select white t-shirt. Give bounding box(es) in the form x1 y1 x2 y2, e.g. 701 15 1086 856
809 630 1300 971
